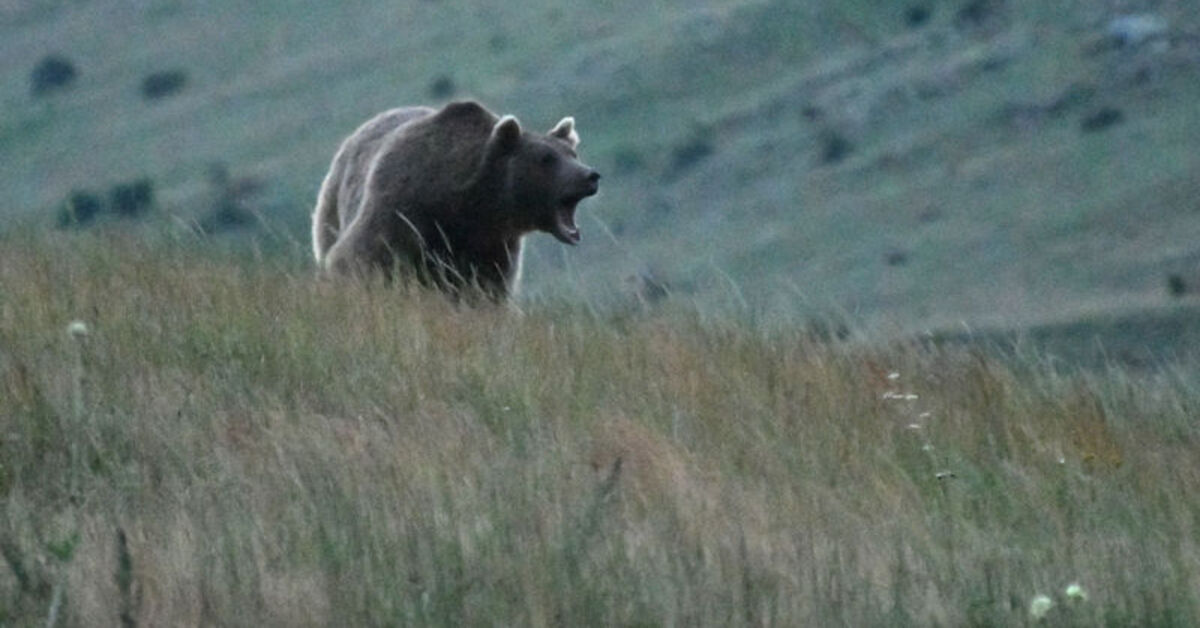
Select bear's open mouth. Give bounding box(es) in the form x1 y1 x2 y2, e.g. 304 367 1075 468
551 183 596 245
551 204 581 245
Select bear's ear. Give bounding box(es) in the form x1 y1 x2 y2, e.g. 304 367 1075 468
548 117 579 148
490 115 523 154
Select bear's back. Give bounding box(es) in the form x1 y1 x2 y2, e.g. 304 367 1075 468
332 106 437 231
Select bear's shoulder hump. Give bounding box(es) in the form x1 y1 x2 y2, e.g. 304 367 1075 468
434 100 497 126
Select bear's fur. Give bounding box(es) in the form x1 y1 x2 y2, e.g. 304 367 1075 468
312 100 600 300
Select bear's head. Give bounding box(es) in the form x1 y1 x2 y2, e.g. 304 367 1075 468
485 114 600 244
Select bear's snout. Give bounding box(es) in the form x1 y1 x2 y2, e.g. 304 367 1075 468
562 169 600 207
582 169 601 196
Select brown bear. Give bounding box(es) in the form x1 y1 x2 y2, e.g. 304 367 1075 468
312 100 600 300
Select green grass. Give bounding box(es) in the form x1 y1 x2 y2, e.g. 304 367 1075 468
2 233 1199 626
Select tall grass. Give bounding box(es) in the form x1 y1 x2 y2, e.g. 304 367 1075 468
1 232 1198 626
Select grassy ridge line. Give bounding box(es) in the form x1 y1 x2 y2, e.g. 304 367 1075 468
1 234 1199 625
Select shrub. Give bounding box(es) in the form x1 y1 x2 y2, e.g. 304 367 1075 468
108 179 155 217
140 69 188 100
55 190 104 228
30 54 78 96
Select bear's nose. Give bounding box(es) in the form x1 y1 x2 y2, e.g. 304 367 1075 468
587 170 601 184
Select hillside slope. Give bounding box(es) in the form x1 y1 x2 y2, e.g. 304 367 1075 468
2 0 1199 344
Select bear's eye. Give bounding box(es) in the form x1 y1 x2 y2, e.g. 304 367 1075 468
540 152 558 168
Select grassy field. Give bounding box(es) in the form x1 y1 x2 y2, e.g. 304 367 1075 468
2 233 1199 626
3 3 1200 624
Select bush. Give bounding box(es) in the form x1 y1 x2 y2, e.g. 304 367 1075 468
30 54 77 97
667 131 714 177
108 179 155 217
55 190 104 228
905 5 932 28
818 130 853 165
1080 107 1124 133
140 69 188 100
428 74 456 99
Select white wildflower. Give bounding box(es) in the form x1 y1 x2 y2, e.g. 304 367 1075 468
1029 594 1054 619
67 320 89 339
1065 583 1087 601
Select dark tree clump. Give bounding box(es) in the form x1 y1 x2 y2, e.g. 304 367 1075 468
31 55 78 96
141 70 188 100
428 75 456 99
109 179 155 217
57 191 104 228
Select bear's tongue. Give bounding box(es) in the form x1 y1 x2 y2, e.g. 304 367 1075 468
552 208 581 245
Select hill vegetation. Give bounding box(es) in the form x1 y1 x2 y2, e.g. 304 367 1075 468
2 234 1199 625
2 0 1199 343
